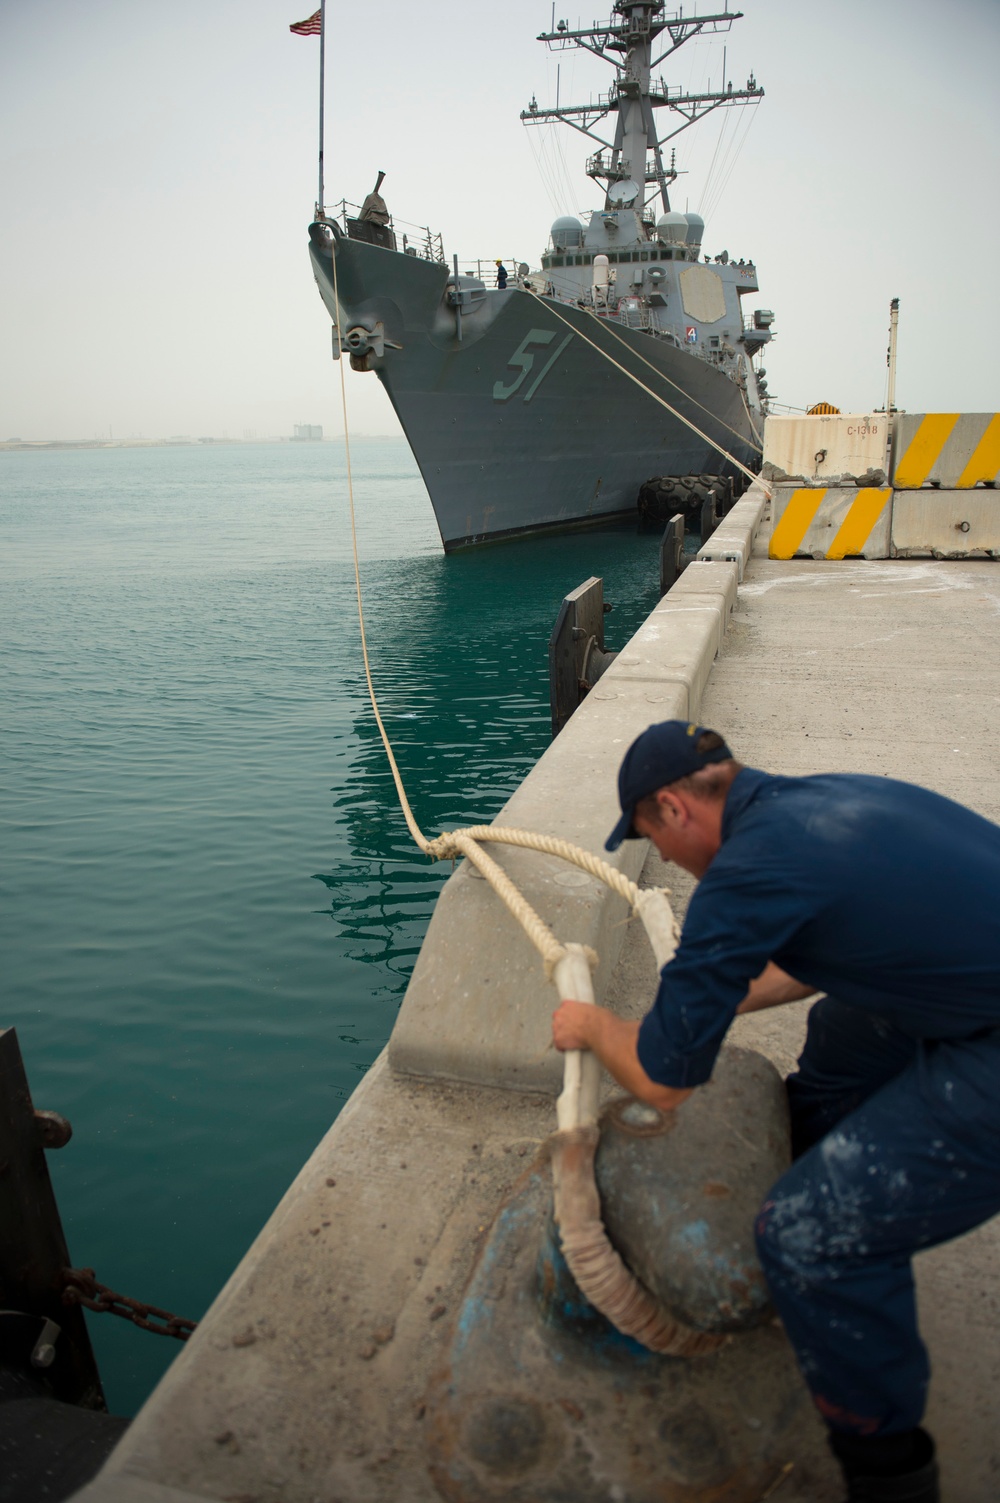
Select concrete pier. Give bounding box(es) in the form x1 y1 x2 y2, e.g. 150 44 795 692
647 546 1000 1501
723 562 1000 1476
75 483 1000 1503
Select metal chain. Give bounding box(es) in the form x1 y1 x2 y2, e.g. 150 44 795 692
61 1267 197 1342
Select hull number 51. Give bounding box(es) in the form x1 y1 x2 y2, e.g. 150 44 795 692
493 328 573 403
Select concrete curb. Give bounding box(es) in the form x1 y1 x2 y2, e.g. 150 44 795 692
691 481 768 579
72 1478 211 1503
650 559 738 653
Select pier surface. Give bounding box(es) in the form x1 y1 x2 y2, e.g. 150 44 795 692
76 499 1000 1503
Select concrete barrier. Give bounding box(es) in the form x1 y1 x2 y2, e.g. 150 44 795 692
892 413 1000 489
763 412 890 484
891 490 1000 558
769 484 893 560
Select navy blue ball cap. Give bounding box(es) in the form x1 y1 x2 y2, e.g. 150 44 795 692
605 721 733 851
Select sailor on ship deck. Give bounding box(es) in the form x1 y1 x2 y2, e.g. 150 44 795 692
551 720 1000 1503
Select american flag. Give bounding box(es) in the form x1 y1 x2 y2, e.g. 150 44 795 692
289 10 321 35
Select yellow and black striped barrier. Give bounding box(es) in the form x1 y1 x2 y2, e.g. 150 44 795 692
892 413 1000 489
769 487 893 560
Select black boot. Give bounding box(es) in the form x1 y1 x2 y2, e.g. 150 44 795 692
841 1459 939 1503
830 1428 940 1503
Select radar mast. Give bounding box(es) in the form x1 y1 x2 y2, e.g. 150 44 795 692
521 1 763 213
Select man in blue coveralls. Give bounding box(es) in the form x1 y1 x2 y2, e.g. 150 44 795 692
551 721 1000 1503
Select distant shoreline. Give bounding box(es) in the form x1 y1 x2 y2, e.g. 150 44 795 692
0 436 401 452
1 438 278 453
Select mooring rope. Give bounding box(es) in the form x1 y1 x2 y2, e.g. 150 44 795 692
525 287 760 486
740 381 765 450
571 300 764 457
425 825 638 903
328 238 652 957
326 231 721 1357
330 247 430 858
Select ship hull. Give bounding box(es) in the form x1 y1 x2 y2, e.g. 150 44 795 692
310 227 760 551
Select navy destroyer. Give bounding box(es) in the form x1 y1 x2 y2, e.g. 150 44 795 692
308 2 774 550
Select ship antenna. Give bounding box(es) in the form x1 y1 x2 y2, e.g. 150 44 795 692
522 3 763 217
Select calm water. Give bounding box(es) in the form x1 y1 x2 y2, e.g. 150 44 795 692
1 439 662 1414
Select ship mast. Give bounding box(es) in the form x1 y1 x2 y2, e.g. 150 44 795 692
522 1 762 214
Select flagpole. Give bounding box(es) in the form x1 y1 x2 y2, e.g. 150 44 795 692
317 2 326 216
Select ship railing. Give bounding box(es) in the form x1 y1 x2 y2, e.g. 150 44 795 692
545 290 653 333
586 151 635 181
326 199 447 264
454 257 533 284
614 299 655 332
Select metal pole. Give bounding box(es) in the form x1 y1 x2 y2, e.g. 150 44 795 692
886 296 899 415
453 254 462 343
318 1 326 215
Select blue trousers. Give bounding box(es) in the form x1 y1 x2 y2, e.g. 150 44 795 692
754 998 1000 1436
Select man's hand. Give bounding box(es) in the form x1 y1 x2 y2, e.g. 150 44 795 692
551 999 601 1052
550 1000 694 1113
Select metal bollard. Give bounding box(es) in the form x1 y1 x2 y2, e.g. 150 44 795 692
659 513 685 596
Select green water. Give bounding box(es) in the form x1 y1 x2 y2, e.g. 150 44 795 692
1 439 663 1414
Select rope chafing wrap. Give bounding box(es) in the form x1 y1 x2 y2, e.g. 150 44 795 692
525 287 760 485
326 228 710 1358
549 1128 726 1357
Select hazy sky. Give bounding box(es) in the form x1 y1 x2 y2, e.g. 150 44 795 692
1 0 997 440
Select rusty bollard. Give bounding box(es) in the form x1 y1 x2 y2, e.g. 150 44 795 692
426 1046 806 1503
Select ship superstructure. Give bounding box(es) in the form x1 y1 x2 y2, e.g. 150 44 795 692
308 1 774 549
524 5 770 368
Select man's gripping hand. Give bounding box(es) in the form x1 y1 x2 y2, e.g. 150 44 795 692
551 998 600 1052
550 1001 694 1113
